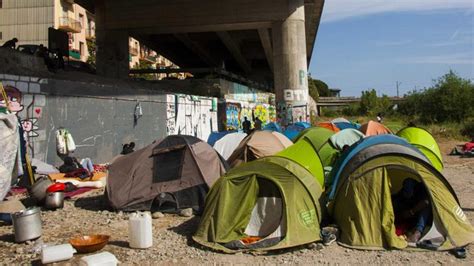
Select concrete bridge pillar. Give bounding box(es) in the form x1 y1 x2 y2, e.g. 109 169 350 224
95 0 129 79
272 0 308 126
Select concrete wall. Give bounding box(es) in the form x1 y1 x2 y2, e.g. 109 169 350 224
1 73 218 167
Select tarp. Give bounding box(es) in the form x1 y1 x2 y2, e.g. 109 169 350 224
213 132 248 160
396 127 444 172
31 158 59 175
107 135 227 212
193 156 323 252
329 128 365 151
227 131 293 168
0 113 20 200
359 120 392 136
329 140 474 250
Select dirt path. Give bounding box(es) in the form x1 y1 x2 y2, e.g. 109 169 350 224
0 139 473 264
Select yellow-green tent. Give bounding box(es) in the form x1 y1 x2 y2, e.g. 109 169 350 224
328 135 474 250
294 127 338 169
397 127 444 172
193 156 323 252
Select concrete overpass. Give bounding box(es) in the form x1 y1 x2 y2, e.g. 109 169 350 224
317 96 406 114
75 0 325 125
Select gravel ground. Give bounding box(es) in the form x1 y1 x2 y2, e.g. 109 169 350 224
0 138 473 265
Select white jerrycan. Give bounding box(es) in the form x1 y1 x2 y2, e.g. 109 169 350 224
128 212 153 248
41 244 76 264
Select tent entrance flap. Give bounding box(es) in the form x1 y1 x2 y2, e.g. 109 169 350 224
224 178 287 250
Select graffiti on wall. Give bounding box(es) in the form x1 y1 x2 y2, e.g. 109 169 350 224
225 102 241 130
166 94 218 141
224 100 276 131
0 85 40 142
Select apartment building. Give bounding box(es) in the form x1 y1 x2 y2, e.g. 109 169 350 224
0 0 94 62
0 0 182 77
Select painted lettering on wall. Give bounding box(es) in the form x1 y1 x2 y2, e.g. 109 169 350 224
284 89 308 102
166 94 218 141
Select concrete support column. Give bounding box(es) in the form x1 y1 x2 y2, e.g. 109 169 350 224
272 0 308 125
95 0 129 79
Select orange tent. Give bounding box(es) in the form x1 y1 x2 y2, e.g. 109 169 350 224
317 122 340 133
359 120 392 136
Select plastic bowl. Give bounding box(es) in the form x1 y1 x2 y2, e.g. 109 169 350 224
69 235 110 253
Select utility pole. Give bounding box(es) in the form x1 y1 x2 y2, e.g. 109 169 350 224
396 81 401 98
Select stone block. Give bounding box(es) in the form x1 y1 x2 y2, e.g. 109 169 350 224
15 82 29 93
2 80 15 87
39 78 48 84
30 77 39 82
29 83 41 93
4 74 19 81
34 95 47 106
19 76 30 82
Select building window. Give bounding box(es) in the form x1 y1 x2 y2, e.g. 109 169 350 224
0 32 2 40
79 41 84 56
0 0 3 8
79 13 84 26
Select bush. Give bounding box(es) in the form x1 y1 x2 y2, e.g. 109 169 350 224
399 71 474 123
461 120 474 138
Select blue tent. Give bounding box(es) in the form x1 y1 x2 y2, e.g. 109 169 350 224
207 131 237 146
283 122 311 141
263 122 282 132
334 122 360 130
327 135 425 200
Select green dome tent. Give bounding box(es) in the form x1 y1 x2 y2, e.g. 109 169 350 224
294 127 338 170
328 135 474 250
193 156 323 252
276 137 325 187
396 127 444 172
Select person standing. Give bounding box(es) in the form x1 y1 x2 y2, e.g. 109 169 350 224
242 116 251 134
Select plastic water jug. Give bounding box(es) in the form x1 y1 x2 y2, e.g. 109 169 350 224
79 251 118 266
128 212 153 248
41 244 76 264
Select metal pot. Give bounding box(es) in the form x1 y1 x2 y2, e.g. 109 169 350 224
45 192 65 209
30 176 53 202
12 207 42 243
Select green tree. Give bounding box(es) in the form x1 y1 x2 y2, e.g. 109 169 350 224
308 75 319 101
314 79 330 97
86 38 96 67
399 71 474 123
132 60 155 80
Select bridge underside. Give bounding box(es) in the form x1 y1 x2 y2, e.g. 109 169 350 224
76 0 325 124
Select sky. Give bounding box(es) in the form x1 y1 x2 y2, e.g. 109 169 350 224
309 0 474 97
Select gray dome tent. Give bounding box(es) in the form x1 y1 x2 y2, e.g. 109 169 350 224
106 135 228 212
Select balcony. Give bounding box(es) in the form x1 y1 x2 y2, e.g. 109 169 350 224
140 55 157 63
58 17 82 33
129 46 139 56
85 29 95 39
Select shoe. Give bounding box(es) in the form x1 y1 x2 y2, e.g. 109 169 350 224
323 233 336 246
450 247 467 259
407 230 422 244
